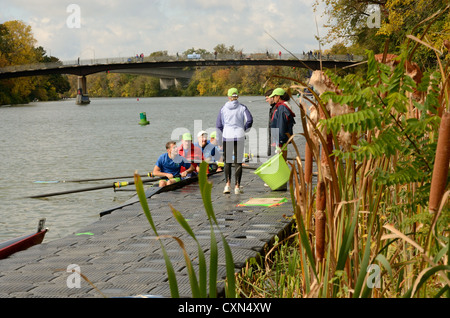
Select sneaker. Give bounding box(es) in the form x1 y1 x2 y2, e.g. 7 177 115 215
235 187 243 194
223 185 231 194
264 183 269 187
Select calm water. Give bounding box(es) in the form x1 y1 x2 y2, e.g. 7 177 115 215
0 96 305 242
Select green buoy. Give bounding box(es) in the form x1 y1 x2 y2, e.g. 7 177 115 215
139 112 150 125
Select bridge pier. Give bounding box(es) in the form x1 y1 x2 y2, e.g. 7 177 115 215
159 78 181 90
76 75 90 105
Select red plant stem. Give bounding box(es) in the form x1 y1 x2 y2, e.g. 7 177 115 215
429 112 450 213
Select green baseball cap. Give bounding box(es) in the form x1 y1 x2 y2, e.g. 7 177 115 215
210 131 216 138
182 132 192 141
227 87 239 97
269 87 286 97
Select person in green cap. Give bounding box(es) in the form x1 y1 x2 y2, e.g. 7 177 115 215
264 89 277 156
269 88 296 191
269 88 296 160
216 88 253 194
178 132 204 176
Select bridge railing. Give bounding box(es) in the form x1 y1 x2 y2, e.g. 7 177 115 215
0 53 364 73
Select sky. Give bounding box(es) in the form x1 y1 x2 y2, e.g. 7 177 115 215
0 0 332 62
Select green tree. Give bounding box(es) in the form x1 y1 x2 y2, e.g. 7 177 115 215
0 20 39 104
0 21 70 104
315 0 450 67
213 44 237 54
30 46 70 100
183 47 210 56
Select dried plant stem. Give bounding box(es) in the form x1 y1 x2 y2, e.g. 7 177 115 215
315 181 326 262
305 142 313 184
429 112 450 213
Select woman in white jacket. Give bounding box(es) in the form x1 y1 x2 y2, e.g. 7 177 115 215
216 88 253 194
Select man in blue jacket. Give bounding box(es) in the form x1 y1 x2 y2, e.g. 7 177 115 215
269 88 296 191
216 88 253 194
269 88 296 159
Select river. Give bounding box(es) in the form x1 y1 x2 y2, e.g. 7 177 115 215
0 96 305 242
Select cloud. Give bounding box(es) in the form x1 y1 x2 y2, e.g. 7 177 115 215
0 0 329 61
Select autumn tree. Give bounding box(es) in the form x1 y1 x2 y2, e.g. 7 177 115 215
315 0 450 67
0 20 39 104
0 21 70 104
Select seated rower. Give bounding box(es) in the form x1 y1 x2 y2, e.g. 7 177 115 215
178 132 204 175
195 130 223 172
152 141 195 187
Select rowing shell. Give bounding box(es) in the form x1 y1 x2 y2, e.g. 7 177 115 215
99 170 223 217
0 218 48 260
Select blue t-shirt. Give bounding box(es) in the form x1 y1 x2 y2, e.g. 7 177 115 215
156 153 191 176
194 141 219 162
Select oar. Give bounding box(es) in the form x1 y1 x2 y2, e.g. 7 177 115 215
254 154 303 161
33 173 154 184
211 162 258 170
27 177 162 199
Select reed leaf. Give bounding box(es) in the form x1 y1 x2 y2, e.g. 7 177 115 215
170 205 207 297
198 162 236 298
208 223 219 298
163 234 201 298
353 226 373 298
134 172 179 298
404 265 450 298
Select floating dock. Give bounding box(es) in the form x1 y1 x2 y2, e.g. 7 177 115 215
0 168 295 298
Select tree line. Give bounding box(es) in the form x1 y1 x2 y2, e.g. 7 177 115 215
65 64 308 98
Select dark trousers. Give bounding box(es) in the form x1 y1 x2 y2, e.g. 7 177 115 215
223 139 244 186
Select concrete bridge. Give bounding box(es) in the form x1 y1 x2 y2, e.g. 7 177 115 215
0 52 362 104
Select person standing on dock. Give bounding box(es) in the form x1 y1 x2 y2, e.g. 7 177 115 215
216 88 253 194
269 88 296 159
152 141 195 187
265 89 277 157
268 88 296 191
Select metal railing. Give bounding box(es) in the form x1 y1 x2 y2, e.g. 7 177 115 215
0 53 364 73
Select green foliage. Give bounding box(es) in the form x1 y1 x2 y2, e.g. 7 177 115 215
237 38 448 298
315 0 450 68
134 162 236 298
0 21 70 105
321 50 439 187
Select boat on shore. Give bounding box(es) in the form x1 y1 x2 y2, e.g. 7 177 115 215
0 218 48 260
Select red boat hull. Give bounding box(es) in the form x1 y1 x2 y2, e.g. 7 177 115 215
0 229 48 260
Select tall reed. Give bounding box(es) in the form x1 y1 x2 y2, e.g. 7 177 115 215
134 162 236 298
237 13 449 297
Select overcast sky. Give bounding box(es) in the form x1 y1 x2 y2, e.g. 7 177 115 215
0 0 331 61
